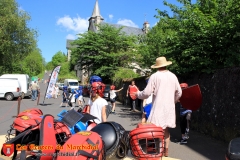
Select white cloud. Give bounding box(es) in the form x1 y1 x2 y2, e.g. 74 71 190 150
66 34 76 40
117 19 138 28
18 6 24 11
57 15 89 34
109 14 113 20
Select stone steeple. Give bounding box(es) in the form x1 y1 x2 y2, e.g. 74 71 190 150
143 21 150 34
88 0 104 31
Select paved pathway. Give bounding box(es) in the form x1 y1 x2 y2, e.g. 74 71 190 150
0 72 228 160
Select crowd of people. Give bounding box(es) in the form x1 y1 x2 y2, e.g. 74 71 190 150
59 86 84 108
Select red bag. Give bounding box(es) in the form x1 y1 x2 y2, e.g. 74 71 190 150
129 123 165 160
2 115 56 160
82 105 90 114
12 114 42 132
56 131 105 160
17 108 43 117
54 121 72 144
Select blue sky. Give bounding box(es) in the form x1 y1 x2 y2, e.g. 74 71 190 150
16 0 182 62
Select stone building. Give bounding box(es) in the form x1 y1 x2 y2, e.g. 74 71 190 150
66 0 150 83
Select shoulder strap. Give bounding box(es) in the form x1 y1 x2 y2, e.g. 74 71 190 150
77 150 98 159
20 150 26 160
77 138 100 160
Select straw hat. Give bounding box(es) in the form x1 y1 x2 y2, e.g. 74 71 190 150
151 57 172 68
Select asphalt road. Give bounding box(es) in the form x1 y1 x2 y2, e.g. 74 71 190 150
0 72 228 160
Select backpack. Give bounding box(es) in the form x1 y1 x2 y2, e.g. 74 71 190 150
1 115 57 160
56 131 106 160
54 121 72 145
12 108 43 132
17 108 43 117
12 114 42 132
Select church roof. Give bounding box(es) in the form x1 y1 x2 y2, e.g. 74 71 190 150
66 39 75 49
101 22 144 36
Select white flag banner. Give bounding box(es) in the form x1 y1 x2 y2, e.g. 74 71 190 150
45 66 61 99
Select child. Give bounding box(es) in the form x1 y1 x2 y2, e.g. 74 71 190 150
179 83 192 144
59 86 68 107
142 79 153 123
69 89 77 109
75 86 84 107
109 85 123 114
141 103 152 123
87 82 108 124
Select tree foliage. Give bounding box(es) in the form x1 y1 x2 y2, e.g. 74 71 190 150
112 67 139 85
70 24 138 82
46 51 77 81
0 0 38 73
21 49 44 76
51 51 67 67
138 0 240 75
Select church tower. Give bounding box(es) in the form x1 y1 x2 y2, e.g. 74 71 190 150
143 21 150 34
88 0 104 31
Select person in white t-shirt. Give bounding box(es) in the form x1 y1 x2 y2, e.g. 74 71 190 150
109 85 123 114
87 82 108 124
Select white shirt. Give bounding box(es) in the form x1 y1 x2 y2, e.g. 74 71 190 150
146 94 153 105
110 90 116 99
89 97 108 124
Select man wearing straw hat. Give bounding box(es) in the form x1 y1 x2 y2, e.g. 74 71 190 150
135 57 182 157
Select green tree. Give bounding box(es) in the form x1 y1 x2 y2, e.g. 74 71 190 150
46 62 54 71
70 24 138 82
46 51 77 81
21 48 44 76
0 0 37 73
51 51 67 67
138 0 240 75
112 67 139 85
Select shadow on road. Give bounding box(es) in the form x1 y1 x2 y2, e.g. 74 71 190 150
114 101 227 160
116 104 142 127
38 103 53 106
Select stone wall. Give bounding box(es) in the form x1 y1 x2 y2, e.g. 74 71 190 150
116 67 240 142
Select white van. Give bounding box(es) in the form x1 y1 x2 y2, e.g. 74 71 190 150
0 78 22 101
0 74 31 98
64 79 79 91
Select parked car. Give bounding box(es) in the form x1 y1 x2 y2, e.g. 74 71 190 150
64 79 79 90
103 84 111 100
0 74 31 98
57 83 64 90
0 78 22 101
